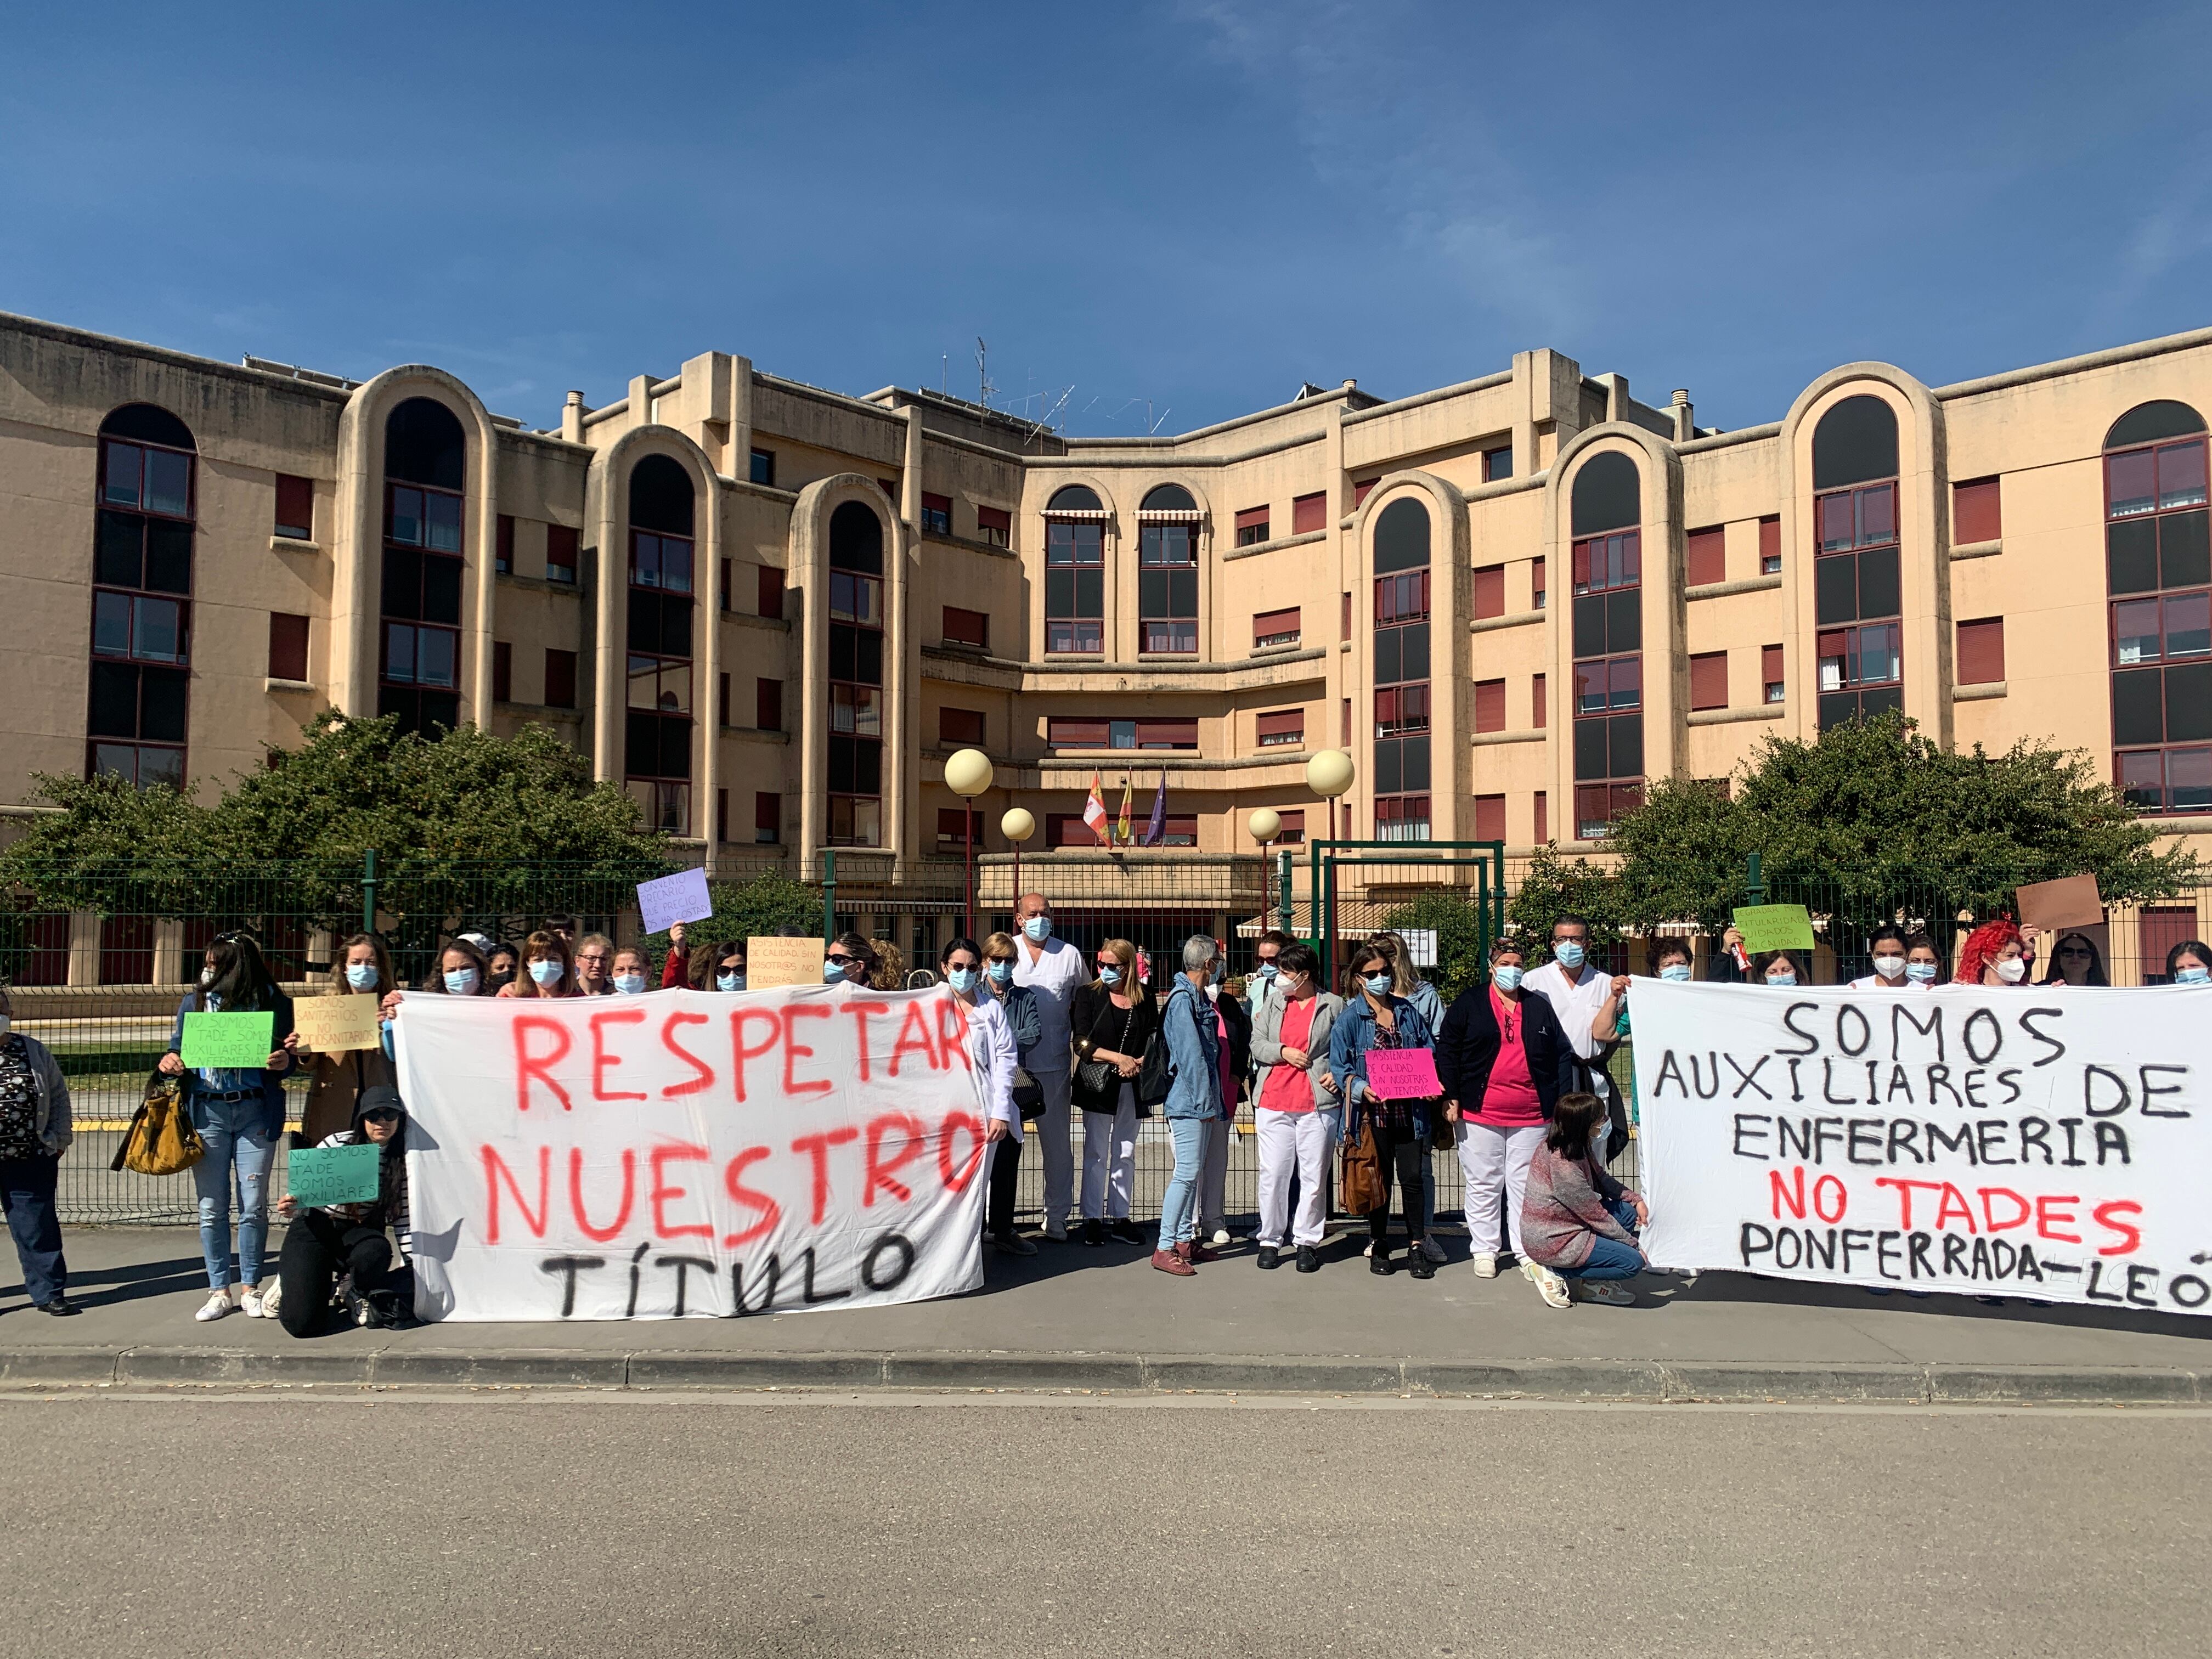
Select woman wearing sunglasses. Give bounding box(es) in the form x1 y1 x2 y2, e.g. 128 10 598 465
826 933 879 988
1070 938 1157 1247
270 1084 415 1334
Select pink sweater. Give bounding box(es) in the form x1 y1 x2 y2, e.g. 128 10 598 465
1520 1142 1635 1269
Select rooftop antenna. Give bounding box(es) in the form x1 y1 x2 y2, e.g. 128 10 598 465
975 337 995 412
940 353 947 394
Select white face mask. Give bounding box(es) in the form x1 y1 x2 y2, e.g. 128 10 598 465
1872 954 1905 980
1995 957 2028 983
199 968 216 988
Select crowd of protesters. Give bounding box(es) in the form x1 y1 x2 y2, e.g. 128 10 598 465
4 898 2209 1333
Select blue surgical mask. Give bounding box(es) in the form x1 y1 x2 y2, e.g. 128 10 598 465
823 961 848 984
1767 972 1797 988
1023 916 1052 942
1554 941 1585 970
613 972 645 995
717 970 746 992
528 959 563 986
947 967 980 994
1659 964 1692 983
1906 962 1938 984
1098 966 1121 986
346 963 379 991
986 960 1014 986
2179 966 2211 985
1492 964 1523 991
1210 960 1225 987
443 968 479 995
1254 962 1278 979
1362 972 1394 997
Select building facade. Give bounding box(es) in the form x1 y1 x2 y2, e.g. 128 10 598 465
5 307 2212 881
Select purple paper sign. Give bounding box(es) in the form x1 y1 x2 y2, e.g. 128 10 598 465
636 867 713 935
1365 1047 1442 1100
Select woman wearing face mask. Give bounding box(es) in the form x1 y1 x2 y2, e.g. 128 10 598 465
939 937 1022 1252
496 930 578 998
483 943 521 995
1327 941 1440 1279
690 941 747 992
2041 932 2109 987
826 933 878 988
156 932 295 1322
972 932 1043 1251
2165 941 2212 985
610 946 652 995
1755 950 1804 988
1847 925 1922 992
1195 936 1252 1250
1955 919 2032 987
1249 942 1342 1272
1070 938 1158 1248
272 1084 415 1334
290 933 398 1148
1903 932 1944 988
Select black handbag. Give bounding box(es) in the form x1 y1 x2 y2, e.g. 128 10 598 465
1074 1007 1136 1099
1011 1065 1047 1120
1136 999 1190 1109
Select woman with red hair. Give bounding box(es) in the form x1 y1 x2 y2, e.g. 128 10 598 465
1955 919 2033 987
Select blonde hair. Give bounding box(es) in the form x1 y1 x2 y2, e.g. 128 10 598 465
869 939 905 991
984 930 1019 961
1092 938 1137 992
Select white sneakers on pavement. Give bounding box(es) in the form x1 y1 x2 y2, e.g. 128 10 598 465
1528 1262 1573 1309
1470 1251 1499 1279
1577 1282 1636 1307
194 1289 235 1322
239 1285 268 1318
1209 1228 1233 1248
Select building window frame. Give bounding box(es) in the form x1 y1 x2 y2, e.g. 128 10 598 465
2107 409 2212 813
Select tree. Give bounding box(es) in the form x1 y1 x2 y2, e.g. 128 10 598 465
0 771 213 915
1382 891 1492 1003
1504 845 1624 967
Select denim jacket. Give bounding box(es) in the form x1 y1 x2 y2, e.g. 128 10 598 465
1327 993 1437 1143
1160 981 1224 1120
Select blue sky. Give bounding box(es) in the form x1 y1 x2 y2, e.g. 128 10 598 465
4 2 2209 437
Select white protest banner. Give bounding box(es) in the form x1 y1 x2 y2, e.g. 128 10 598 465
393 984 991 1321
1634 979 2212 1315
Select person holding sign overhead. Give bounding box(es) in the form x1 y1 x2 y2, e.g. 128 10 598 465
157 932 295 1321
289 934 398 1147
1327 941 1439 1279
272 1084 414 1334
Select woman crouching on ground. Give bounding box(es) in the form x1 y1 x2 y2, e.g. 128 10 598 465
1520 1090 1647 1308
272 1084 415 1334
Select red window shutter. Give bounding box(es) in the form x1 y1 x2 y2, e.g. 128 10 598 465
1956 617 2006 685
755 792 781 841
1532 673 1548 730
1352 479 1378 507
1690 651 1728 711
939 707 985 745
1255 709 1304 745
757 678 782 731
1277 809 1305 844
1471 565 1505 620
1474 794 1505 843
1160 815 1198 845
1235 506 1269 532
1048 719 1111 748
923 491 952 516
1758 516 1780 568
758 566 785 619
1293 493 1327 535
1254 606 1299 644
493 640 512 704
1341 698 1351 744
977 505 1011 534
1954 478 2002 544
943 606 989 647
1531 556 1546 608
267 612 309 681
1474 679 1506 733
936 808 983 843
274 473 314 540
1136 719 1198 749
1686 527 1726 587
544 649 577 708
1762 644 1785 691
1534 791 1549 843
546 524 579 574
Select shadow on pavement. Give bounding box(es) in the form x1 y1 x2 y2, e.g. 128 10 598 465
1 1254 205 1313
1661 1264 2212 1341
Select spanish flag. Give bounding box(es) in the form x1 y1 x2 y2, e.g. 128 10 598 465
1115 778 1133 846
1083 773 1110 845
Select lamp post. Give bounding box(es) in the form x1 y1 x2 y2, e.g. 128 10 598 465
945 748 995 941
1246 809 1281 930
1305 751 1354 985
1000 807 1035 928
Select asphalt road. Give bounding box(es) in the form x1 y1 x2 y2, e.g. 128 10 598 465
1 1392 2203 1658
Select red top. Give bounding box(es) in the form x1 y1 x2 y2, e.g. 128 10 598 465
1257 997 1318 1114
1477 986 1544 1126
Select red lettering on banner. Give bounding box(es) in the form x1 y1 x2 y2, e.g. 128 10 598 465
2092 1199 2143 1256
845 1001 891 1082
728 1007 782 1103
568 1146 636 1242
650 1143 714 1239
2036 1193 2083 1245
936 994 974 1070
1875 1177 1943 1228
514 1017 574 1111
590 1008 650 1102
937 1111 986 1192
888 1003 941 1076
721 1146 780 1246
783 1006 835 1097
482 1145 550 1242
1978 1187 2032 1233
864 1111 929 1206
1812 1173 1847 1223
659 1011 715 1098
1770 1166 1806 1220
1934 1182 1977 1233
791 1127 860 1223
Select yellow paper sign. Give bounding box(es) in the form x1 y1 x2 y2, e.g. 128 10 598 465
746 935 826 990
294 993 384 1053
1731 904 1816 955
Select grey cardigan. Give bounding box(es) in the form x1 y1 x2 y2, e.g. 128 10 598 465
1249 988 1345 1110
4 1034 72 1157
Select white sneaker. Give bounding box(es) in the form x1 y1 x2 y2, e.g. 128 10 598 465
1209 1228 1233 1248
1577 1282 1636 1307
1363 1240 1374 1258
259 1280 283 1319
239 1285 267 1318
1533 1266 1573 1310
194 1289 235 1322
1042 1217 1068 1242
1471 1251 1499 1279
1419 1236 1447 1265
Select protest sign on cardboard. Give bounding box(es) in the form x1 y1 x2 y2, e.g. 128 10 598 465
1731 904 1816 955
2016 875 2105 934
293 994 382 1054
746 935 827 989
1364 1047 1443 1099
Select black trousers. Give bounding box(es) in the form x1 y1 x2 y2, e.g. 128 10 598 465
0 1154 66 1305
277 1210 402 1336
1367 1121 1427 1244
986 1135 1022 1238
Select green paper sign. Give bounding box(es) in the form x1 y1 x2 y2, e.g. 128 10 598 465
179 1010 275 1070
287 1142 382 1208
1731 904 1816 955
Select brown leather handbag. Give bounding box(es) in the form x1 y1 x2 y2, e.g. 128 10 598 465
111 1069 206 1177
1338 1114 1387 1215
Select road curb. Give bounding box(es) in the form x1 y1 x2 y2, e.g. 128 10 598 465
0 1345 2202 1403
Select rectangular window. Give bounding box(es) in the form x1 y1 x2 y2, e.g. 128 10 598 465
496 514 514 574
1235 505 1270 546
1532 556 1547 610
1471 565 1504 620
1690 650 1728 711
1255 708 1303 748
2108 440 2207 519
1534 791 1548 844
267 612 309 682
1474 793 1505 843
943 605 990 648
544 648 577 709
1340 591 1353 640
936 807 984 847
1575 654 1642 715
1574 782 1643 842
1572 529 1641 594
1763 644 1785 704
1045 518 1104 654
1816 623 1906 729
1341 697 1351 746
757 678 783 731
1474 678 1506 733
1373 794 1429 842
939 706 985 746
755 791 781 844
1686 526 1726 588
1374 569 1430 626
1135 719 1198 749
1046 718 1113 748
718 672 730 729
1759 515 1781 575
274 474 314 540
380 479 465 736
1956 616 2006 685
1047 813 1101 849
546 524 578 584
1532 672 1547 729
492 640 512 704
749 448 775 487
1138 520 1198 653
1293 492 1327 535
1156 814 1198 848
1254 606 1300 648
719 557 731 611
2117 751 2212 816
1816 483 1897 554
879 478 898 501
1483 445 1511 483
1352 479 1378 508
716 787 729 845
1374 683 1431 737
1274 809 1306 845
977 505 1011 548
758 566 785 620
921 492 952 536
1954 477 2002 545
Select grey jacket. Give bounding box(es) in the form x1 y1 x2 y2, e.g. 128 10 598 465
4 1034 72 1157
1249 988 1345 1111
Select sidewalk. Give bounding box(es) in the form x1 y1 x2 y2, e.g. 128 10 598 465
5 1227 2210 1403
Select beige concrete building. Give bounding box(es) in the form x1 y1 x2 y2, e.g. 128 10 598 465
6 306 2212 891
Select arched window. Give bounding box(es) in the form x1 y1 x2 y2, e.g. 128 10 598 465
1044 484 1105 654
379 397 467 737
1372 498 1431 840
88 404 195 789
1810 394 1902 731
625 454 696 834
2106 400 2211 814
1138 484 1199 654
828 500 885 847
1570 453 1642 838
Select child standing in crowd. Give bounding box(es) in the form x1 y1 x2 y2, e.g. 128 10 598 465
0 983 76 1316
1520 1091 1648 1308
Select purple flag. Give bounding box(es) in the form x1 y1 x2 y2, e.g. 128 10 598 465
1143 773 1167 846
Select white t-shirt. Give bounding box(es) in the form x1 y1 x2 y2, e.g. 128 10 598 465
1010 932 1087 1070
1847 973 1932 991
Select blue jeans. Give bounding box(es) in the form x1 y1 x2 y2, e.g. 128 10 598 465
1156 1118 1209 1251
1559 1232 1645 1282
193 1101 276 1291
0 1154 67 1305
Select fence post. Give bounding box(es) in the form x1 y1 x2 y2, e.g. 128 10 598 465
1745 851 1765 907
1277 848 1293 936
821 849 837 944
362 848 378 933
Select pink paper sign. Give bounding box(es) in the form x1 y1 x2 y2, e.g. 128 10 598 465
1365 1047 1442 1099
